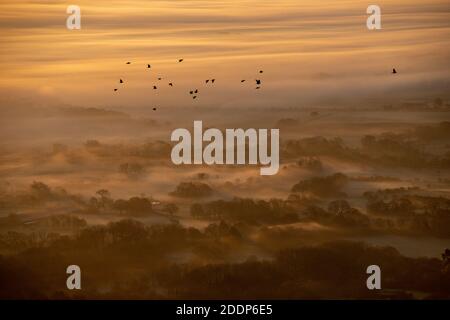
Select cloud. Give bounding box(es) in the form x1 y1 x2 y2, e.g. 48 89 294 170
0 0 449 108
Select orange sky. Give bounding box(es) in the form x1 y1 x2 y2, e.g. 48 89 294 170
0 0 449 108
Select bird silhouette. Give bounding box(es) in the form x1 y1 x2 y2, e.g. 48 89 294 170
392 68 397 74
115 60 273 101
153 107 157 111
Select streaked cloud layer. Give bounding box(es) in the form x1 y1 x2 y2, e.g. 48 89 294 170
0 0 449 108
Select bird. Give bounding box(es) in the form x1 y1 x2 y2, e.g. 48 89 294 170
169 83 173 86
189 91 193 95
119 79 124 83
206 80 210 84
152 107 157 111
114 89 118 91
256 87 261 89
147 64 151 68
158 77 162 80
126 62 131 64
193 96 197 99
259 70 263 73
178 59 184 63
194 89 198 93
241 80 246 83
256 79 261 85
392 68 397 74
211 79 215 83
153 85 157 89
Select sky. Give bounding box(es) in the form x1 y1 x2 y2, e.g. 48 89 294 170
0 0 449 109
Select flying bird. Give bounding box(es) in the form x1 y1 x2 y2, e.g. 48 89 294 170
119 79 124 83
126 62 131 64
178 59 184 63
153 107 157 111
259 70 263 73
193 96 197 99
256 79 261 85
194 89 198 93
114 89 118 91
169 83 173 86
189 91 193 95
211 79 215 83
392 68 397 74
147 64 151 68
153 85 157 89
256 87 261 89
158 77 162 80
241 80 246 83
206 80 210 84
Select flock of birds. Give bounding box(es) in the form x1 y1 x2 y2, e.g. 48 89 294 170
113 59 265 110
113 59 399 111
